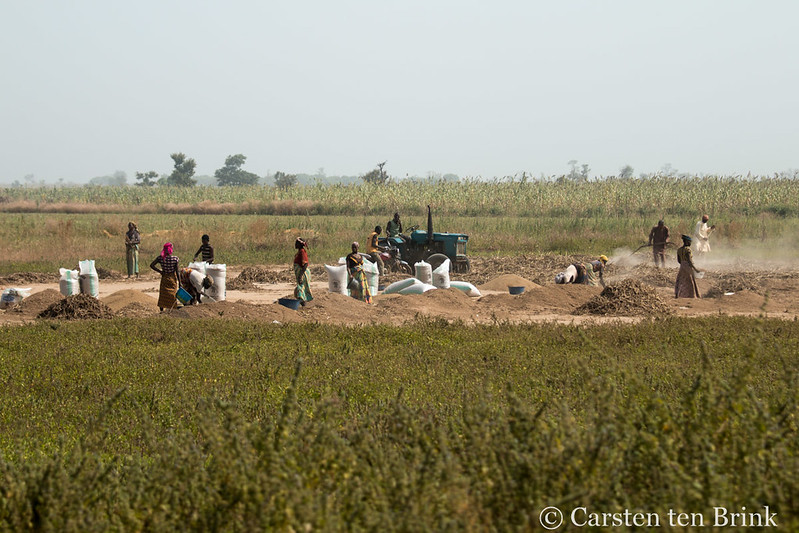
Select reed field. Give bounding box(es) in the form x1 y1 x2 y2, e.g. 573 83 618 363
0 317 797 530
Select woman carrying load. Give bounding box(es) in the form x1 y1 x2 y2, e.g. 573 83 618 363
150 242 180 311
293 238 313 305
346 242 372 304
675 235 702 298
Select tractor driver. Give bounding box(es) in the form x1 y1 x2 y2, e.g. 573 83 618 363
386 212 403 238
366 225 387 275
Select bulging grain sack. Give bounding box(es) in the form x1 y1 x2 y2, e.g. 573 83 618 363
449 281 481 297
362 257 379 297
432 258 451 289
382 278 417 294
399 280 437 295
325 264 348 294
205 263 227 301
59 268 80 297
414 260 432 285
79 259 99 298
188 261 207 275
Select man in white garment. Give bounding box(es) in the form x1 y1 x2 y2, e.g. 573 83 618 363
693 214 714 254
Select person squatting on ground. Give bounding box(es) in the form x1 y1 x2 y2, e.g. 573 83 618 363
150 242 180 311
193 234 214 263
366 225 387 275
386 212 403 238
574 255 608 287
125 222 140 278
346 242 372 304
648 220 670 268
179 267 214 304
293 238 313 305
675 234 702 298
694 214 715 254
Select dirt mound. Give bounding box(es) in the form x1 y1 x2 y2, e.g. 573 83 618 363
376 288 476 323
478 284 599 314
478 274 540 292
101 290 157 312
96 266 123 280
574 279 670 316
164 300 303 323
0 272 59 284
38 294 115 320
300 292 374 323
13 289 63 316
116 302 159 318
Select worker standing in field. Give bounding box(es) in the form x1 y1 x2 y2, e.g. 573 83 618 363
124 222 140 279
648 220 670 268
694 214 715 254
386 212 403 237
675 235 702 298
150 242 180 311
293 238 313 305
346 242 372 304
193 234 214 263
366 225 387 275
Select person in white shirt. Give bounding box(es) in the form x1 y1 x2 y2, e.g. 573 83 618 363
693 214 715 254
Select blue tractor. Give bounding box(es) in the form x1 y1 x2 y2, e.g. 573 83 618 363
379 206 471 273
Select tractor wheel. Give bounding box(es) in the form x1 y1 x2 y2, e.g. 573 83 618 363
458 257 471 273
400 263 414 276
426 253 450 271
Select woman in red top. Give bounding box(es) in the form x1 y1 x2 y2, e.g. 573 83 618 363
293 238 313 304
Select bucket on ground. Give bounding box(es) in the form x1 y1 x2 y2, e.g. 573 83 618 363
509 286 525 295
176 287 192 305
278 297 301 310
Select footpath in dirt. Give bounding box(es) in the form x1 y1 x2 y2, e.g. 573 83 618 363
2 255 798 326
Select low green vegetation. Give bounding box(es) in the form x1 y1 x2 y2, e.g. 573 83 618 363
0 317 796 529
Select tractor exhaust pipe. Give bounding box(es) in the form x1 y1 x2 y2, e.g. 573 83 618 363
427 205 433 246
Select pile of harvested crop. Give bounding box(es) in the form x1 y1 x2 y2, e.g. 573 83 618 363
574 279 670 316
38 294 114 320
234 266 290 284
227 276 264 291
704 271 779 297
13 289 63 316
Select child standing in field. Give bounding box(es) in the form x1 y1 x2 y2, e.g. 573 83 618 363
193 234 214 263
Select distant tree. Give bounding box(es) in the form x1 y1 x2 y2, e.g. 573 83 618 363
315 167 326 180
442 173 460 182
214 154 260 186
135 171 159 187
619 165 634 179
660 163 677 177
567 160 580 181
166 152 197 187
580 164 590 181
273 171 298 190
89 170 127 186
361 161 389 184
23 174 36 186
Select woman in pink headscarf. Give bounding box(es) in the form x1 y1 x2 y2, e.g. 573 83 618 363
150 242 180 310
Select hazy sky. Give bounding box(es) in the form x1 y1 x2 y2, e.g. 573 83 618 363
1 1 797 182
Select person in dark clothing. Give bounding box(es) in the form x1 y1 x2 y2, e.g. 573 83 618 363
193 234 214 263
648 220 670 268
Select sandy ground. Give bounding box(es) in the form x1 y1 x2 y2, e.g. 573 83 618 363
2 254 799 326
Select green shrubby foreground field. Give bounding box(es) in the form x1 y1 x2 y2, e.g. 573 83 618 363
0 317 797 530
